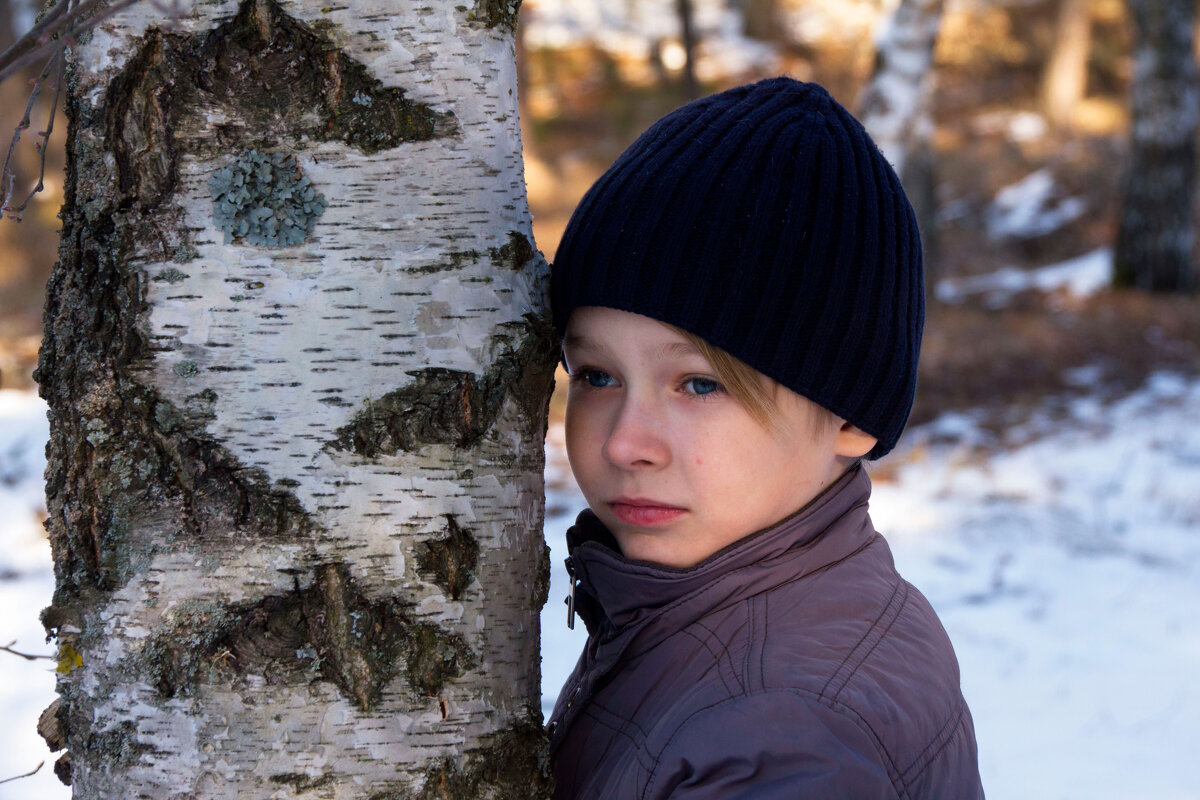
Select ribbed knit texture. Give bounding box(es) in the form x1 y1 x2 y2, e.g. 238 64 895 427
551 77 923 459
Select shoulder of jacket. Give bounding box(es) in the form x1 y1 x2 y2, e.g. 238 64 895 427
642 688 906 799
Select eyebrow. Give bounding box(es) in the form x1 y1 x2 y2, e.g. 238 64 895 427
562 334 702 361
561 333 607 355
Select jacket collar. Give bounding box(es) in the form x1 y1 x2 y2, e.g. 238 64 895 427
565 465 877 654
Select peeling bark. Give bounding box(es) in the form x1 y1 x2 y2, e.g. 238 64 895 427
36 0 556 796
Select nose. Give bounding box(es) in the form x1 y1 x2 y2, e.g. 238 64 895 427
601 393 670 470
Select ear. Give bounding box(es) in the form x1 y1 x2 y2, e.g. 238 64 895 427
833 421 877 459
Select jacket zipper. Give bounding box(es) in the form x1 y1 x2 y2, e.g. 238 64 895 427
565 555 577 630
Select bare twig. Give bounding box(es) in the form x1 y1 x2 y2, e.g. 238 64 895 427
0 0 71 84
1 0 191 223
1 48 64 221
0 0 146 85
1 639 55 660
0 761 44 785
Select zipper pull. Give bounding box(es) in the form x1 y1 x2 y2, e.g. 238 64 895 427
564 556 577 630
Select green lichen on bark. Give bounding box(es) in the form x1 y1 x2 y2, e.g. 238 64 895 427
85 721 157 768
139 564 474 710
404 715 553 800
329 315 557 457
38 1 398 606
416 516 480 600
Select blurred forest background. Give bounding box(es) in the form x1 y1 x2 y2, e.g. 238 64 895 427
3 0 1200 440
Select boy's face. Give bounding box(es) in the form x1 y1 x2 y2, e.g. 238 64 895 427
562 306 872 568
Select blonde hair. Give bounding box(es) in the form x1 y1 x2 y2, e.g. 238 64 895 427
670 326 840 442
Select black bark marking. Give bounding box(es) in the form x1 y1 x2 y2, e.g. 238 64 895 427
140 564 474 711
470 0 524 31
489 231 535 271
416 516 480 600
402 715 553 800
270 772 335 791
331 368 490 455
329 315 557 457
104 0 455 211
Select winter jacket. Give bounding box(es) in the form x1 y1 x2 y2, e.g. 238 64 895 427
547 466 984 799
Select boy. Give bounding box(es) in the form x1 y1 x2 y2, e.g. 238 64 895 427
545 78 984 798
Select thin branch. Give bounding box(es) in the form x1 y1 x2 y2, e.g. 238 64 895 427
1 48 64 221
0 0 150 85
1 0 192 223
0 762 44 785
0 0 71 84
0 640 56 661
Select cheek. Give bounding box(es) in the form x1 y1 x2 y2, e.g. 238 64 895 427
564 396 603 469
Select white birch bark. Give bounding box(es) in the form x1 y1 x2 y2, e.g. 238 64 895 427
37 0 556 796
855 0 943 179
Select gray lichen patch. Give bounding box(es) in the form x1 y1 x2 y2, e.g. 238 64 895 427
37 122 317 600
140 565 474 710
489 231 535 271
209 149 327 247
84 720 157 769
415 516 480 601
469 0 524 31
404 714 553 800
328 316 557 457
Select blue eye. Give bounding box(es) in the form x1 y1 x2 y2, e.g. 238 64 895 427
684 377 721 396
583 370 616 388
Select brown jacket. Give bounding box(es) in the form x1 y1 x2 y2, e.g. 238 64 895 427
548 466 984 799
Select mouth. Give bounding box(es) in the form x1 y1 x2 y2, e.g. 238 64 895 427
607 497 687 527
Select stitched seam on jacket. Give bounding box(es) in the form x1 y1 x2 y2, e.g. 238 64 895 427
642 687 906 800
820 578 908 702
622 528 878 661
898 699 968 786
693 618 747 695
680 627 738 698
582 704 660 775
743 595 756 694
588 696 652 740
760 594 768 694
746 595 766 694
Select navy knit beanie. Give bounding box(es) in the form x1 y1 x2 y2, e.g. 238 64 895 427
551 77 924 460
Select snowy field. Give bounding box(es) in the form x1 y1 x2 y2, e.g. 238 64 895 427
3 374 1200 799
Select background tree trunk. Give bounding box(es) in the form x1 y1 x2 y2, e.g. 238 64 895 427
1114 0 1200 292
676 0 700 99
34 0 557 796
856 0 945 293
1040 0 1093 129
737 0 781 43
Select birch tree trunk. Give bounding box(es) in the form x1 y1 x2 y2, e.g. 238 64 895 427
855 0 944 290
34 0 557 797
1114 0 1199 292
1040 0 1093 129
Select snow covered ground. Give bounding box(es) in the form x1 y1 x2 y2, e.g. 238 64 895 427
936 248 1114 307
4 374 1200 798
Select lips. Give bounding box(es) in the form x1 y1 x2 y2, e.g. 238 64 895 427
608 498 687 527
